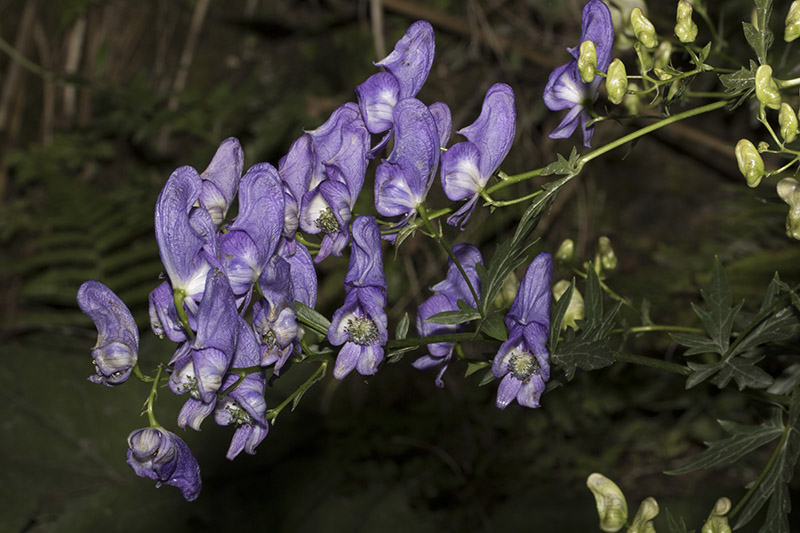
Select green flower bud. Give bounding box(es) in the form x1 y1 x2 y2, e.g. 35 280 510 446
653 67 671 81
654 41 673 70
777 178 800 240
586 473 628 533
555 238 575 263
779 102 799 143
735 139 765 187
552 280 585 330
634 42 653 73
578 40 598 83
624 82 641 114
630 497 659 533
758 141 770 152
606 59 628 105
609 0 649 49
755 65 783 110
631 7 658 48
701 498 732 533
597 236 618 271
675 0 699 43
786 1 800 42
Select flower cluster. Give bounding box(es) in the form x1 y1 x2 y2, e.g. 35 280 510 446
76 19 553 502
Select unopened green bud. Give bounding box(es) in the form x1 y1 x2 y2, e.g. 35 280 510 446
779 102 799 143
624 82 641 114
578 40 598 83
631 7 658 48
552 280 585 330
654 41 673 70
606 59 628 105
787 1 800 42
777 178 800 240
675 0 699 43
634 42 653 73
701 498 732 533
758 141 770 152
653 67 671 81
597 236 618 271
755 65 783 110
586 473 628 532
629 497 659 533
609 0 648 49
555 238 575 263
735 139 765 187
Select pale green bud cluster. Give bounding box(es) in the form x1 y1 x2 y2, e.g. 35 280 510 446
777 177 800 239
578 40 598 83
734 139 765 187
779 102 799 143
653 41 672 70
755 65 782 110
786 1 800 42
555 238 575 264
675 0 698 43
701 497 732 533
631 7 658 49
586 473 628 532
625 82 641 114
607 59 628 105
552 280 585 330
597 236 618 272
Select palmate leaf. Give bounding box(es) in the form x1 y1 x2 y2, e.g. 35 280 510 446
719 60 757 110
742 0 774 65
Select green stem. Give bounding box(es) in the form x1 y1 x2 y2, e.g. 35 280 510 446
173 289 195 340
729 424 789 520
614 351 691 376
133 364 154 382
386 331 480 350
611 325 705 335
265 361 327 423
776 76 800 90
381 207 452 235
144 365 164 428
417 203 482 316
295 234 321 250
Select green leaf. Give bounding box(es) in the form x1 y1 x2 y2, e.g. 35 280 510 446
685 361 723 389
719 60 757 109
671 332 720 356
295 301 331 334
465 360 490 377
712 357 773 391
291 363 327 411
665 419 782 475
478 368 497 386
730 305 800 357
663 509 689 533
539 147 579 176
549 278 575 351
742 0 774 64
427 306 481 325
479 311 507 341
395 313 409 340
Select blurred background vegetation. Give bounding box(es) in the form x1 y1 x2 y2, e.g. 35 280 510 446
1 0 799 530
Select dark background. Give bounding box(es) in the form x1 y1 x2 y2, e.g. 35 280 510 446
1 0 798 530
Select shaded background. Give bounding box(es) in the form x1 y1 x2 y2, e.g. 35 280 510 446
1 0 799 530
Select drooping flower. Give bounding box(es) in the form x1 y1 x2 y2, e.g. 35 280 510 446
126 427 202 501
413 244 483 387
543 0 614 147
198 137 243 227
328 216 388 379
492 252 553 409
77 281 139 386
214 318 268 460
441 83 516 228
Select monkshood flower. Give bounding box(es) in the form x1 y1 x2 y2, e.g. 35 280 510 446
491 252 553 409
282 104 370 262
374 98 448 226
328 216 388 379
356 21 435 136
215 318 268 460
543 0 613 147
441 83 516 228
170 269 239 430
199 137 243 227
126 427 201 501
253 256 297 373
413 244 483 387
77 281 139 386
219 162 284 300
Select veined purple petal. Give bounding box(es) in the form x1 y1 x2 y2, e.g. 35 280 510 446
219 231 261 296
376 20 435 99
428 101 452 151
199 137 243 226
148 281 189 342
332 341 361 380
77 281 138 386
278 134 313 206
375 159 422 217
323 119 370 200
279 240 317 308
345 216 386 290
543 61 584 111
430 243 483 307
390 98 439 171
356 72 400 135
548 104 585 141
155 166 207 291
414 293 458 388
496 373 523 409
457 83 516 179
507 252 552 328
355 342 384 376
441 141 483 202
126 428 201 501
230 163 285 264
177 396 216 431
306 103 362 165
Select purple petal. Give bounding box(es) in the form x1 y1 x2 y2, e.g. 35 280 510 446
375 159 422 217
516 375 546 408
507 252 552 328
376 20 435 99
355 342 383 376
148 281 189 342
278 134 313 207
77 281 138 386
576 0 614 72
306 103 362 165
495 373 523 410
279 240 317 308
445 194 480 229
177 397 216 430
333 341 361 380
126 428 201 501
345 216 386 290
220 231 261 296
356 72 400 134
543 61 584 111
428 101 452 151
441 141 483 202
230 163 284 264
199 137 243 226
548 104 585 140
457 83 516 179
430 243 483 307
323 119 370 200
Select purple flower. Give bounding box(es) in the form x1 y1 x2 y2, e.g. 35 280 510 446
198 137 243 227
374 99 449 227
253 255 298 373
126 427 201 501
215 318 268 460
441 83 516 228
328 216 388 379
77 281 139 386
543 0 613 147
492 252 553 409
413 244 483 387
